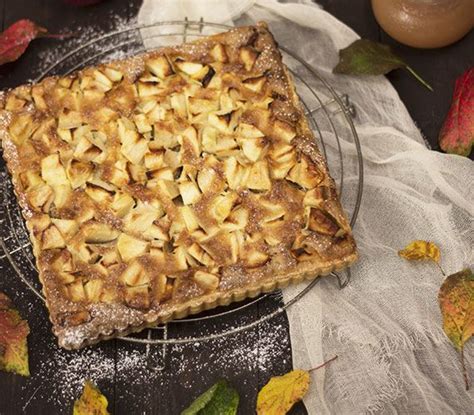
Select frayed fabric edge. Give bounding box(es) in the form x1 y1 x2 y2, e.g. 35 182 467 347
319 323 450 414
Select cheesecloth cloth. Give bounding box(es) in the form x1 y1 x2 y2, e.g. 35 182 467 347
137 0 474 413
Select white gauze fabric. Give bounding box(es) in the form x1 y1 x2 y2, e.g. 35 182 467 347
137 1 474 413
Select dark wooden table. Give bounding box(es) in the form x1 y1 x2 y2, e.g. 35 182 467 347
0 1 472 414
320 0 474 157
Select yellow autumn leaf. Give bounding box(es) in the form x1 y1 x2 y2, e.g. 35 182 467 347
438 268 474 390
73 380 110 415
399 240 445 275
0 292 30 377
398 240 441 263
256 369 310 415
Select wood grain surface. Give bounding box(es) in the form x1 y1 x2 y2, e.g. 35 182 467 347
0 1 472 414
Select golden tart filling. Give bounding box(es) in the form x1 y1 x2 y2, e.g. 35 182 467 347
0 22 357 349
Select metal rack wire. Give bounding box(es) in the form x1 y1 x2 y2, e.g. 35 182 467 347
0 20 363 350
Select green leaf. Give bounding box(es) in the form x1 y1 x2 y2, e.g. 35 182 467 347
333 39 433 91
181 380 239 415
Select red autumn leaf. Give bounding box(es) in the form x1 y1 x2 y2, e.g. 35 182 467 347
0 19 71 66
439 67 474 157
0 292 30 376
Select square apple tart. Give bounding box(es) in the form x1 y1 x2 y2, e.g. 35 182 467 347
0 22 357 349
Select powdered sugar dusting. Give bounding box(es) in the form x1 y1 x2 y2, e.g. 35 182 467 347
21 318 288 411
34 11 136 80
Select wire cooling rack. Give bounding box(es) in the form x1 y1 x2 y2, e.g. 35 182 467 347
0 20 363 350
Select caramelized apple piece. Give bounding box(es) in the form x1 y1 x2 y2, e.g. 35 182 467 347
307 208 340 236
175 61 209 80
240 47 258 71
287 156 323 189
66 160 93 189
117 233 149 262
58 110 82 129
243 76 266 92
41 154 69 187
179 181 201 205
104 67 123 82
68 280 86 302
210 43 228 63
82 221 120 244
194 271 220 291
84 279 103 302
120 260 150 286
146 55 174 79
273 120 296 143
247 160 271 191
42 225 66 250
180 206 199 232
52 218 79 240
